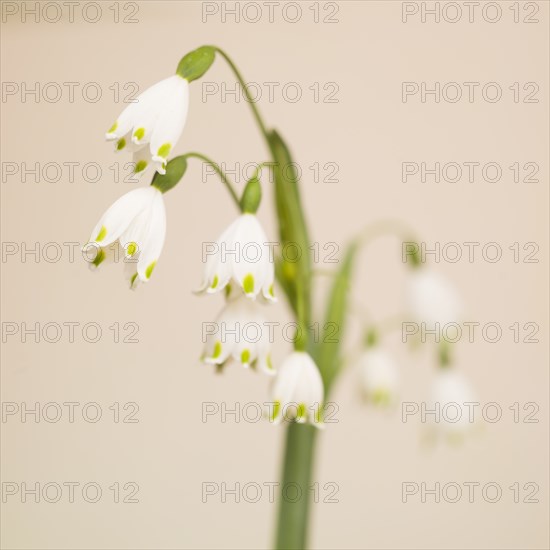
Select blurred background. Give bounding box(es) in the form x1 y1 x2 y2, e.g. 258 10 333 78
1 1 548 548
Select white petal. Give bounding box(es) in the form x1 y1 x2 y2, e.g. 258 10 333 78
360 349 399 404
88 187 156 248
129 80 174 146
271 352 324 425
203 338 232 365
105 76 176 141
408 270 462 327
137 189 166 282
119 204 153 258
150 76 190 173
230 214 270 298
132 146 153 177
198 218 238 294
261 255 276 302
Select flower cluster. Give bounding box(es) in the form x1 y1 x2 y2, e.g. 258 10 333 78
85 49 325 427
354 264 477 445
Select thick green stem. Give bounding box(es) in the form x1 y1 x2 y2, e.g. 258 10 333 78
275 423 317 550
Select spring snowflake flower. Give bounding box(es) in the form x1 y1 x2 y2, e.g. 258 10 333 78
198 213 276 301
86 186 166 286
407 269 462 328
427 368 478 444
105 75 189 176
359 348 399 406
269 351 324 426
202 295 275 374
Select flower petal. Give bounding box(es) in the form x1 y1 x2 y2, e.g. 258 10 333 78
106 76 176 141
230 214 270 298
136 189 166 282
149 76 190 173
88 187 156 248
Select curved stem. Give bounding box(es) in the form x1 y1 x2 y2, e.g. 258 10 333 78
183 152 241 210
210 46 272 147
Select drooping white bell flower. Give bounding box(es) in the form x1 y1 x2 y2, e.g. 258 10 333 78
86 186 166 286
269 351 324 426
359 348 399 406
198 213 276 301
105 75 189 176
407 269 462 328
427 368 478 444
202 295 274 374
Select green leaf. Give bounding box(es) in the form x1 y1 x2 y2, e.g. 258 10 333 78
151 156 187 194
176 46 216 82
268 130 312 337
315 241 358 393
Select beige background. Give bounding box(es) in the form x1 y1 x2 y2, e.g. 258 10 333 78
1 1 549 548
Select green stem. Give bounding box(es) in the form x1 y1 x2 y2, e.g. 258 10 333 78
183 152 241 209
275 423 317 550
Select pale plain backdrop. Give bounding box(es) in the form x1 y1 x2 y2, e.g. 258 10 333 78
1 1 549 549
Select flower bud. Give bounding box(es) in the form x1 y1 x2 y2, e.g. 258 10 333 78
151 156 187 194
176 46 216 82
240 173 262 214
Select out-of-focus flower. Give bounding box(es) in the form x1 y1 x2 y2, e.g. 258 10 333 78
359 348 399 406
407 269 462 327
427 368 478 444
202 295 274 375
269 351 324 427
198 214 275 302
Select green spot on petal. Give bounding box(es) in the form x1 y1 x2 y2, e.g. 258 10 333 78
296 403 307 422
145 261 156 279
241 349 250 365
126 242 138 257
107 121 118 133
133 127 145 141
271 400 281 421
269 284 275 297
92 248 105 267
372 389 391 406
314 406 322 424
135 160 147 173
95 225 107 242
212 341 222 359
243 273 254 294
116 138 126 151
130 272 138 288
210 275 219 289
157 143 171 159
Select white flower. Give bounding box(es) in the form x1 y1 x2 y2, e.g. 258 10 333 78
428 369 478 444
105 75 189 176
202 296 274 375
407 269 462 328
86 186 166 286
198 213 276 301
359 348 399 406
270 351 324 426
